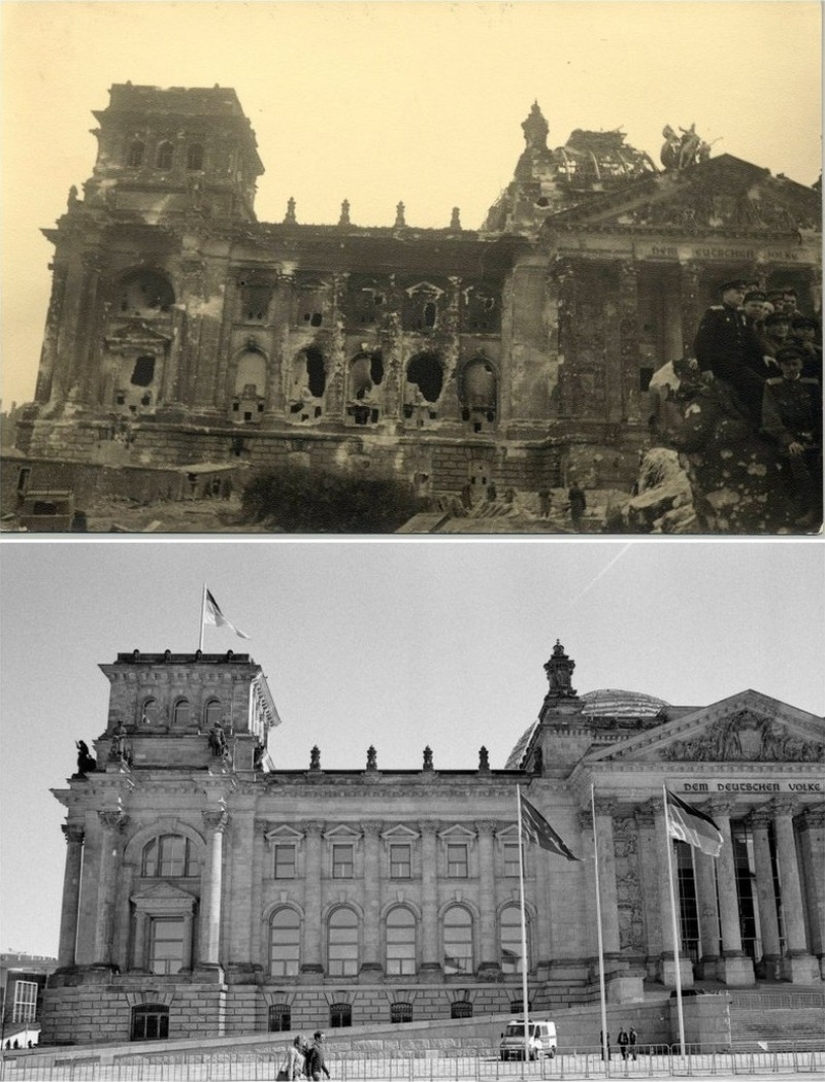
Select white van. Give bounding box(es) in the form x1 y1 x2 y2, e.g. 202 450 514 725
499 1018 557 1060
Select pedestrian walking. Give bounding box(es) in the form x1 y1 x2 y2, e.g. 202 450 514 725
629 1027 638 1060
618 1027 629 1060
305 1031 330 1080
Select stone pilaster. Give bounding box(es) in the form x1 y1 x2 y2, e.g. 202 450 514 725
593 799 621 958
360 821 383 977
772 799 819 983
300 821 325 976
227 807 255 966
693 846 721 980
476 820 499 975
709 801 754 986
748 808 781 979
419 822 441 978
35 262 69 404
57 826 85 967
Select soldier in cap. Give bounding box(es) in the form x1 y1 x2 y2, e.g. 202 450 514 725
761 310 793 359
790 314 822 380
693 278 765 423
761 345 822 528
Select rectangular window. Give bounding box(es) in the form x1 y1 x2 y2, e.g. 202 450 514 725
504 843 520 877
390 844 411 878
332 844 354 878
12 980 38 1023
274 844 296 879
149 918 185 975
447 844 468 878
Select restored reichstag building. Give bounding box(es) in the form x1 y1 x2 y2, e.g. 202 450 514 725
42 642 824 1044
13 84 822 497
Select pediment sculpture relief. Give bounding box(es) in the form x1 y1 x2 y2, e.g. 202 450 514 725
661 710 823 762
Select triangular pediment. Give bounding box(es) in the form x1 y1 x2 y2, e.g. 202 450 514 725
587 690 823 764
544 154 821 237
131 881 197 904
104 319 172 346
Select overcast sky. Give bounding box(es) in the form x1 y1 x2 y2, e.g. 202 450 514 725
1 1 821 407
1 538 823 955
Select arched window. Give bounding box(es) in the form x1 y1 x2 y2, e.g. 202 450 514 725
173 700 191 727
131 1004 169 1041
443 906 473 975
204 700 222 728
186 144 204 171
127 141 145 168
500 904 526 973
328 908 359 976
156 141 174 170
234 351 267 397
270 908 301 976
330 1002 352 1029
141 697 160 725
142 835 199 878
268 1005 291 1032
386 907 416 975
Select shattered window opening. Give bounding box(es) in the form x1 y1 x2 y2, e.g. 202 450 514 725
304 347 326 399
130 356 156 387
406 353 443 404
127 141 145 168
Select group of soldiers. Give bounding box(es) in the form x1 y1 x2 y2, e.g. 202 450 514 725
692 278 822 527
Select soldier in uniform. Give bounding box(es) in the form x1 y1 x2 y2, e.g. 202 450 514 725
694 278 765 424
790 314 822 381
761 345 822 528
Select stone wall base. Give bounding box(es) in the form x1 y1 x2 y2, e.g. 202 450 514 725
780 953 821 984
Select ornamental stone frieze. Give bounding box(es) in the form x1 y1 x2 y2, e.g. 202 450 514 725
661 710 824 762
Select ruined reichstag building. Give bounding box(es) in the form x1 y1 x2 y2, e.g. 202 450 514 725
12 84 822 500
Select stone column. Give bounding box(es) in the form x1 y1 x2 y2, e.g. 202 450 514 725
577 808 599 964
419 822 441 977
34 263 69 404
797 805 825 978
57 826 85 967
617 260 642 423
477 821 499 975
360 821 383 977
77 251 107 405
748 808 781 979
200 806 229 967
710 801 754 986
226 807 255 967
301 821 324 976
653 797 694 988
773 799 819 982
94 809 128 966
679 261 703 359
693 846 721 980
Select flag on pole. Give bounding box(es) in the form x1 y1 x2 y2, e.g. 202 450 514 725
203 590 250 640
520 795 580 861
665 789 723 857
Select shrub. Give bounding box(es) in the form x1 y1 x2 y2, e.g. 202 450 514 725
241 463 425 533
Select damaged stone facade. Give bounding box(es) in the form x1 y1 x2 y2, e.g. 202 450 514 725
15 86 822 499
42 643 825 1045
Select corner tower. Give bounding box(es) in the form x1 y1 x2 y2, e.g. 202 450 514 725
84 84 264 223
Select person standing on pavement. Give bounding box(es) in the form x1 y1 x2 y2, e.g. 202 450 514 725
305 1031 330 1080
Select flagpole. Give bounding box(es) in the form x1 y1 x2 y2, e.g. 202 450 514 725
516 786 531 1065
591 783 610 1075
198 584 207 652
663 783 686 1056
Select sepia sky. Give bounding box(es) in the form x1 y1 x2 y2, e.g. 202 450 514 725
1 538 823 955
1 0 821 408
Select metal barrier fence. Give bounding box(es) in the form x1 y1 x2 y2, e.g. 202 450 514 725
1 1043 824 1081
